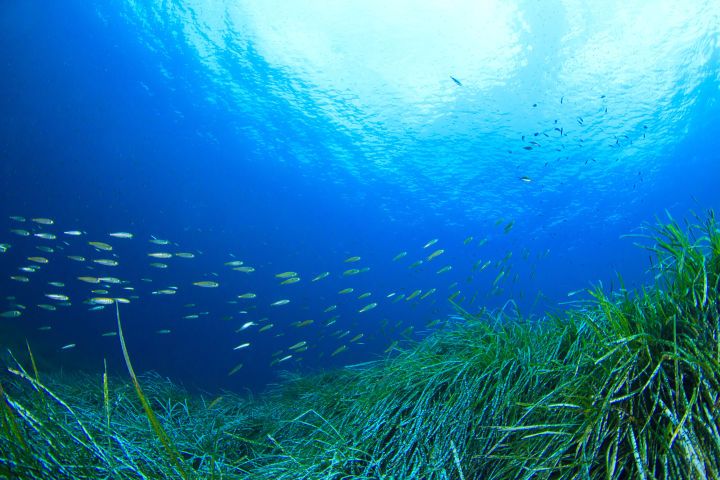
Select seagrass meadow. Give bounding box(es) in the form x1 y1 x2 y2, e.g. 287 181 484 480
2 212 720 480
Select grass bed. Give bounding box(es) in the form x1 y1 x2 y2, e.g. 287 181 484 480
2 211 720 479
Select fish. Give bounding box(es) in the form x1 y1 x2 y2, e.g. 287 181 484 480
225 260 244 266
93 259 118 266
358 292 372 299
271 299 290 306
9 216 26 222
10 276 29 282
193 281 219 287
519 176 532 182
289 341 307 350
37 304 57 311
419 288 436 300
392 252 407 261
34 233 56 240
60 344 76 350
89 241 113 251
503 221 515 233
90 297 115 305
228 363 243 376
233 266 255 273
349 333 364 343
45 294 69 301
149 237 170 245
150 262 168 269
0 310 21 318
324 305 337 312
36 246 53 253
276 272 298 278
155 329 171 334
331 345 348 356
338 288 354 294
67 255 85 262
236 321 255 332
88 306 105 311
358 303 377 313
384 340 399 353
343 268 360 276
64 230 83 236
406 290 421 301
409 260 423 268
312 272 330 281
237 293 256 299
278 355 292 363
175 252 195 258
233 343 250 350
423 239 438 248
99 277 121 284
450 76 462 86
27 257 48 264
183 314 199 319
101 331 117 337
10 229 30 236
437 266 452 274
91 289 109 294
37 326 52 331
427 249 444 260
109 232 133 239
463 237 473 244
478 260 491 272
294 320 314 327
280 277 301 284
31 218 54 225
344 256 361 262
148 252 172 258
258 324 274 332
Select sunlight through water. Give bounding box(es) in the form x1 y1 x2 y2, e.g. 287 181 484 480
117 0 720 228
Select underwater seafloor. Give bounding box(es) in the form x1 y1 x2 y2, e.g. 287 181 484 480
2 212 720 480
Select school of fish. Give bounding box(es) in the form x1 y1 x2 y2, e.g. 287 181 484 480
0 215 549 376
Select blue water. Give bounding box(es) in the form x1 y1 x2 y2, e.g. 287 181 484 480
1 1 719 392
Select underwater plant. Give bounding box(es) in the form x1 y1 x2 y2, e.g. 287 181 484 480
1 211 719 479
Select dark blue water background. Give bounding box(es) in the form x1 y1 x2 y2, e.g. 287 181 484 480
1 1 719 392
